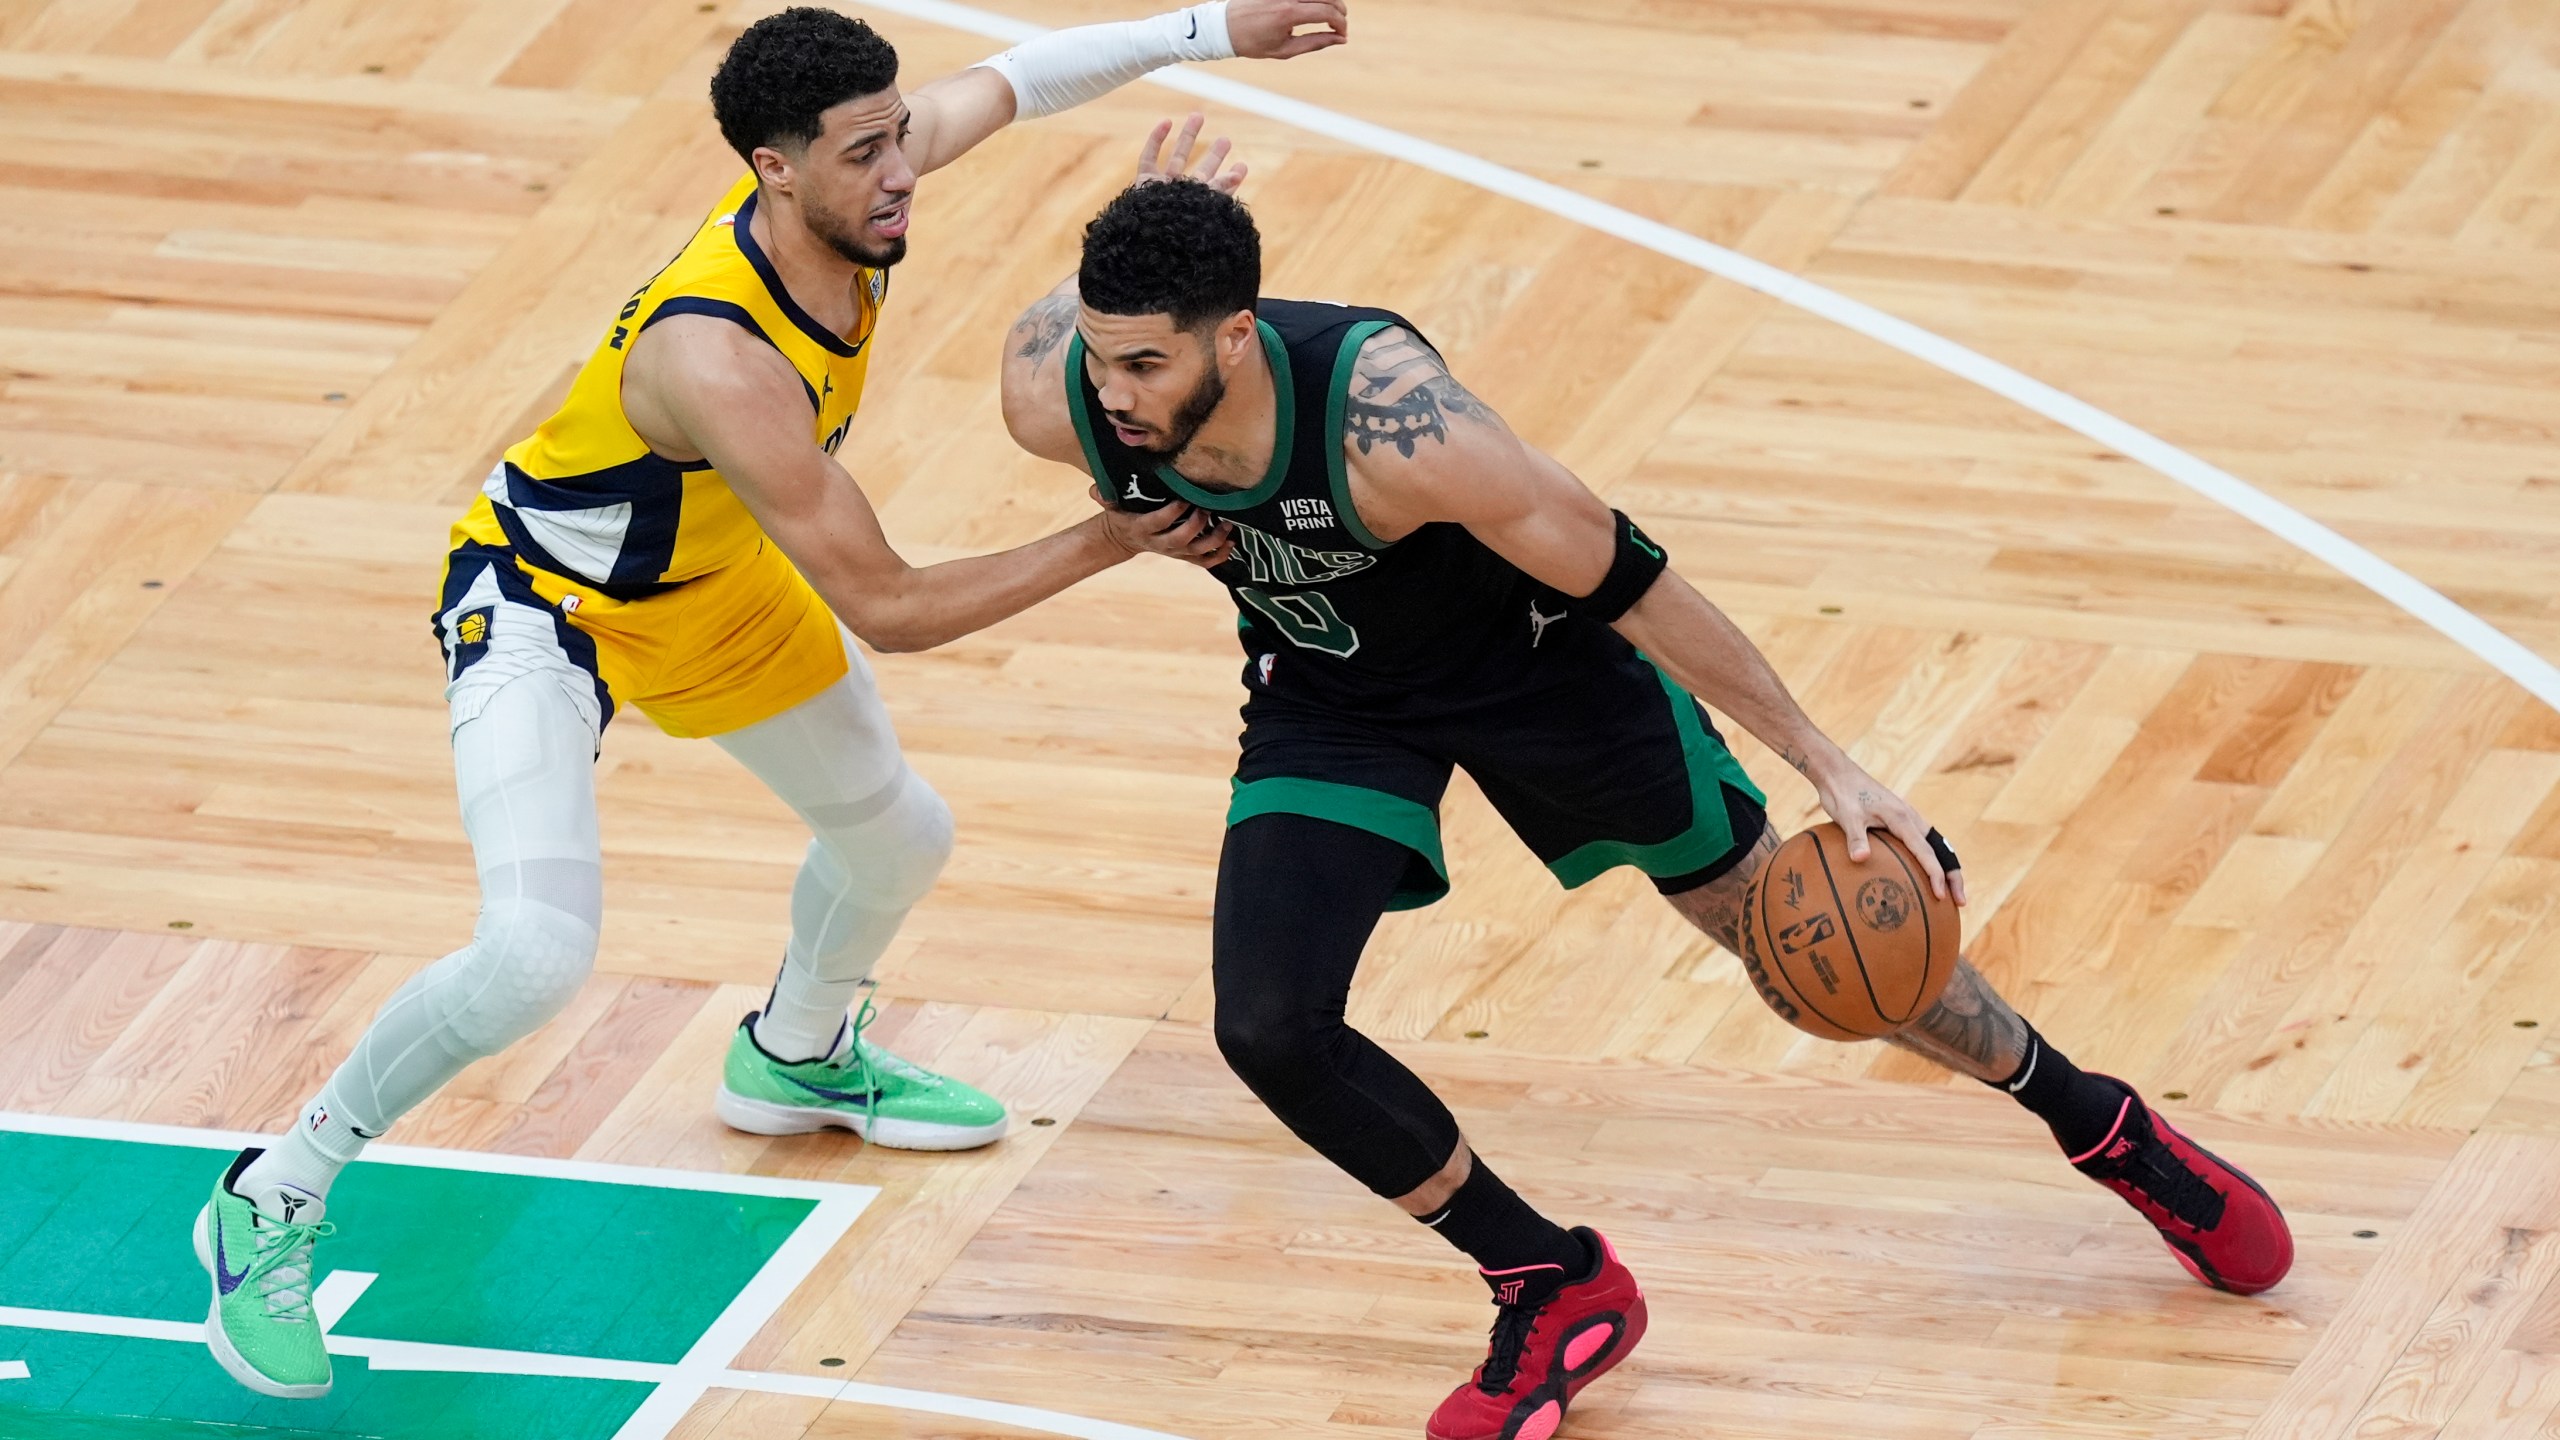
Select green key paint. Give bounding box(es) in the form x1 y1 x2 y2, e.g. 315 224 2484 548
0 1132 824 1439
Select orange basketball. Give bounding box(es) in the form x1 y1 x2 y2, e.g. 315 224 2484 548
1742 824 1958 1041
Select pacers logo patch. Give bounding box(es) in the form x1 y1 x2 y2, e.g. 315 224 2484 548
447 604 495 681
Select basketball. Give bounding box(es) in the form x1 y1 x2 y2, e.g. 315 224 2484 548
1743 824 1959 1041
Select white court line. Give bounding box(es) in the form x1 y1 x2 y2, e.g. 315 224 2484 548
862 0 2560 715
0 1111 1195 1440
0 1109 863 1203
311 1271 375 1332
0 1304 1195 1440
0 1360 30 1381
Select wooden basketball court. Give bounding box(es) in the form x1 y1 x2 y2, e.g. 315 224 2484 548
2 0 2558 1433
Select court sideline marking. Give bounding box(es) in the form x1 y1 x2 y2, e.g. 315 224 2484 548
0 1111 1193 1440
861 0 2560 715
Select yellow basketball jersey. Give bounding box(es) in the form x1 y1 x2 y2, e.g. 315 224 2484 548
486 173 887 590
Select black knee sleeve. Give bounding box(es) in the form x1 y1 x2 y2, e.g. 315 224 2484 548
1214 814 1464 1198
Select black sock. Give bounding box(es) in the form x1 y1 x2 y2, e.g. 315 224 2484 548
1416 1158 1588 1300
1986 1024 2132 1159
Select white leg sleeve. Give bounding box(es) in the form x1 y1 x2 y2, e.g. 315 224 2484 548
247 671 604 1203
714 640 952 1063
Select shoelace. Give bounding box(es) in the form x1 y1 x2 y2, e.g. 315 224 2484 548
845 987 883 1136
1476 1299 1542 1395
2116 1130 2226 1231
245 1218 337 1323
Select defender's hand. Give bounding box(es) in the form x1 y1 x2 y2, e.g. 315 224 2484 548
1809 757 1967 906
1136 113 1247 194
1227 0 1347 60
1095 487 1235 568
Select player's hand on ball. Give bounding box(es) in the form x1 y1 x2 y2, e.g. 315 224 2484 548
1227 0 1348 60
1094 487 1236 568
1136 113 1248 194
1809 756 1967 906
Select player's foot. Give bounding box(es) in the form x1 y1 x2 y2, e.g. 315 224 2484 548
1427 1228 1647 1440
2070 1079 2292 1295
715 1001 1007 1151
193 1148 334 1399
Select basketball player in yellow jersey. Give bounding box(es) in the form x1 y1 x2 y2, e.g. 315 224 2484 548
193 3 1342 1400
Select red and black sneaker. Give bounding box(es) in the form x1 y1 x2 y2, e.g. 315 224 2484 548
1426 1228 1648 1440
2071 1079 2292 1295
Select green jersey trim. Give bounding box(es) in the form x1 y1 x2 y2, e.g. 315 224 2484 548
1545 666 1770 890
1064 332 1113 491
1063 320 1300 514
1324 319 1395 551
1227 775 1449 911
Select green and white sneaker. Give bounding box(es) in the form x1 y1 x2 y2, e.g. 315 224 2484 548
193 1149 334 1399
715 998 1007 1151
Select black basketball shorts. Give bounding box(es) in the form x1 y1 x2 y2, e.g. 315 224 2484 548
1227 642 1771 911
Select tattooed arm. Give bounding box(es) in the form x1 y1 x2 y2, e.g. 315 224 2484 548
1000 277 1087 467
1343 331 1962 901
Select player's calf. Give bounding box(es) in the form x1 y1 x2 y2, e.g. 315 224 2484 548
1672 838 2293 1294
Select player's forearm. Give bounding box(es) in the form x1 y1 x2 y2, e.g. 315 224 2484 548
824 518 1128 654
1614 574 1851 783
973 4 1235 123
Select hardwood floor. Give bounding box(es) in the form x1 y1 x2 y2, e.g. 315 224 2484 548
1 0 2557 1434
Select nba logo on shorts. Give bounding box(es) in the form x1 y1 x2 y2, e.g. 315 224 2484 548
1257 653 1276 685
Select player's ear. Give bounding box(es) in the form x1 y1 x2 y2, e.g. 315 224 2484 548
750 143 796 195
1214 308 1256 362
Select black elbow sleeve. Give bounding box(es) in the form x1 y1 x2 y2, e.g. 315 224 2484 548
1570 510 1669 623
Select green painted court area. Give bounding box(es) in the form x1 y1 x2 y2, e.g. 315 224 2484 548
0 1130 827 1439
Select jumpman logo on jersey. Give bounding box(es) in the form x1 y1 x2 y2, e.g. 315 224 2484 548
1528 601 1565 648
1124 477 1149 501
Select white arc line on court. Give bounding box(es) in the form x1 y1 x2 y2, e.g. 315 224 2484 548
862 0 2560 715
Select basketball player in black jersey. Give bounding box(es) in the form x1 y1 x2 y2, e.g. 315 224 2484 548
1000 121 2293 1440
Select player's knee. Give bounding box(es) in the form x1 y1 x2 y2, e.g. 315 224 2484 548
449 896 600 1054
1213 1001 1331 1099
812 772 952 911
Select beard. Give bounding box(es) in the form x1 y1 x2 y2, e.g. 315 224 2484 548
803 188 908 269
1117 362 1228 458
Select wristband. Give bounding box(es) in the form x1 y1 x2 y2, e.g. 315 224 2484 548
1571 510 1669 623
978 4 1234 122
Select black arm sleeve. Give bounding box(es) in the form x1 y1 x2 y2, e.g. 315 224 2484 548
1571 510 1669 623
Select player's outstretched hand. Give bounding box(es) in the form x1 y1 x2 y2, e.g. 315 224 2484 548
1809 757 1968 906
1137 113 1247 194
1228 0 1347 60
1094 487 1236 568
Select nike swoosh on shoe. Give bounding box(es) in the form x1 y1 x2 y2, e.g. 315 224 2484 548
214 1212 251 1296
785 1077 883 1106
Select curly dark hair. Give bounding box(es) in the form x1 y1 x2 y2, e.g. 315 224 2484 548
710 8 900 164
1079 181 1261 332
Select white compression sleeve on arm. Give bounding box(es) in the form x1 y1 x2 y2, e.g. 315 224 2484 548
976 3 1235 121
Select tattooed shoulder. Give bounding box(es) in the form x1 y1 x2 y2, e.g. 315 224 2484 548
1009 294 1080 373
1343 327 1502 459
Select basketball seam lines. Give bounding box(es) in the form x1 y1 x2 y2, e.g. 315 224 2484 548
1764 852 1856 1037
1875 837 1934 1026
1809 838 1893 1029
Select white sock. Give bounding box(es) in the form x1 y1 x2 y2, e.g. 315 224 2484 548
238 1087 370 1211
753 981 851 1065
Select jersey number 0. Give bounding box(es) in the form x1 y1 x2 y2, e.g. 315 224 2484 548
1238 587 1361 658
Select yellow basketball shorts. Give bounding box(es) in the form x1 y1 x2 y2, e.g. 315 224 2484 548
435 495 848 740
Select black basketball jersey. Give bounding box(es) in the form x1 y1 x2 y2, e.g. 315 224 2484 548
1067 298 1590 711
